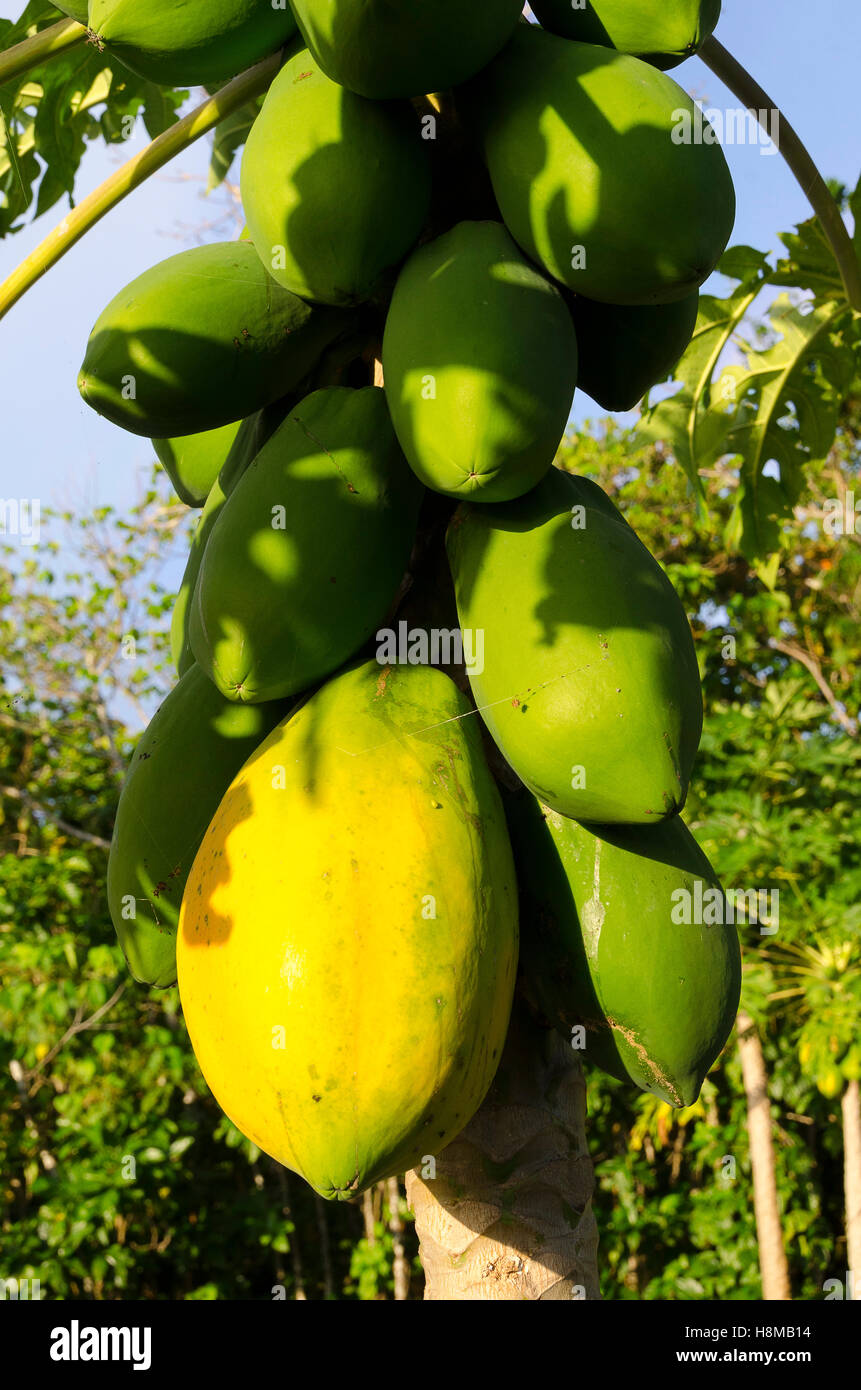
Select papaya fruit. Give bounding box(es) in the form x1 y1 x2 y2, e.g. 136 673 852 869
569 290 699 413
446 468 703 823
381 221 578 502
88 0 297 87
53 2 89 22
506 794 741 1107
461 24 735 305
177 659 519 1198
530 0 722 71
107 665 291 988
153 420 243 508
288 0 523 99
170 410 275 676
240 46 431 307
78 242 350 439
190 387 423 703
170 388 308 676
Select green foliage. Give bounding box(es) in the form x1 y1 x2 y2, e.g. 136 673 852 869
640 180 861 559
0 1 185 237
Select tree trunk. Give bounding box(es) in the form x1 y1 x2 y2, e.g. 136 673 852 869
842 1078 861 1299
736 1010 791 1300
386 1177 411 1302
406 997 599 1300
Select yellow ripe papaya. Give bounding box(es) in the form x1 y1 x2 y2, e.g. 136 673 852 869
288 0 523 100
153 421 242 508
177 660 519 1199
241 46 431 307
78 242 351 439
382 221 578 502
530 0 722 71
446 468 703 824
461 24 735 305
189 387 423 704
89 0 297 87
107 666 291 988
507 794 741 1107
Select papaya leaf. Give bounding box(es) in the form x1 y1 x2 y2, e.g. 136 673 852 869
714 294 859 558
0 2 185 236
771 169 861 300
636 247 772 491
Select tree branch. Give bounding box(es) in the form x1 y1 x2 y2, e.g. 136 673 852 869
767 637 858 735
0 16 86 87
699 37 861 311
0 48 282 322
28 983 127 1086
1 783 112 850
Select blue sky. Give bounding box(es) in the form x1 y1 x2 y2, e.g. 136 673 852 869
0 0 858 521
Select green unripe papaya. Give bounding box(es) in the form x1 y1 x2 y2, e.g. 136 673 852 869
78 242 350 439
107 665 291 988
153 420 243 508
53 2 89 22
530 0 722 71
569 291 699 412
190 387 423 703
287 0 523 99
89 0 297 87
170 393 301 676
506 795 741 1107
382 221 578 502
446 468 703 823
241 47 431 307
531 0 723 70
461 24 735 305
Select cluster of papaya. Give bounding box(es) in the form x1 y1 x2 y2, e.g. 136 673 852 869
88 1 741 1200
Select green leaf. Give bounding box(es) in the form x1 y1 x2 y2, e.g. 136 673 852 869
637 247 772 490
0 9 185 237
716 294 858 556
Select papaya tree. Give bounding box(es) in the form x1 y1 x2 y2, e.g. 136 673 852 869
1 0 859 1303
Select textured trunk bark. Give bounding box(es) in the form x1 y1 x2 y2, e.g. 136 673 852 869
406 998 599 1300
842 1079 861 1299
736 1010 791 1300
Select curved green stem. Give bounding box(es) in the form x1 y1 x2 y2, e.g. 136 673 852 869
0 50 281 323
700 36 861 312
0 17 87 86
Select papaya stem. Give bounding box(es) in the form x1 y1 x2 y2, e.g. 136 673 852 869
0 50 281 324
699 36 861 311
0 17 87 86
